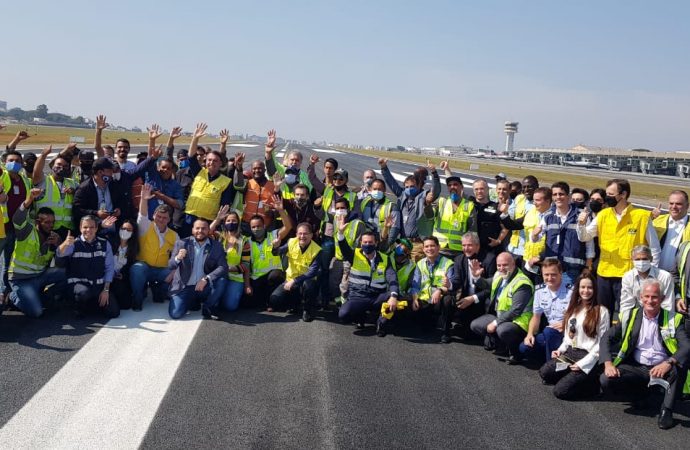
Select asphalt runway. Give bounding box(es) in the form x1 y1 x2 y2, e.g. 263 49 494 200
1 142 686 448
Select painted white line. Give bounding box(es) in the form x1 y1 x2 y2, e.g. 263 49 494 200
0 302 202 449
311 148 343 154
229 143 259 148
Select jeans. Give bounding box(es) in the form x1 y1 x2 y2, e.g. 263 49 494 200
519 326 564 363
129 262 171 309
169 277 227 319
0 229 16 293
221 279 244 312
9 268 67 318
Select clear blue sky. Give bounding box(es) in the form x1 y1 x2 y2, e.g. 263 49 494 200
2 0 689 151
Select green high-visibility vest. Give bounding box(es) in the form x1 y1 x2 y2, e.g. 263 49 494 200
491 270 534 332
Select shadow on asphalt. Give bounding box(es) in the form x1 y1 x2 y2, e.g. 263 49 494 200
0 309 97 352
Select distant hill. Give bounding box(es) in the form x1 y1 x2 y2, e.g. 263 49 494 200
0 104 91 128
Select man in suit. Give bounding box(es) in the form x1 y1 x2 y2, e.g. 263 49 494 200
168 219 228 319
72 157 126 230
600 279 689 429
452 232 496 337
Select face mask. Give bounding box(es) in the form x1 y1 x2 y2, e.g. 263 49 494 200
119 229 132 240
371 190 384 201
361 244 376 254
510 192 519 200
634 260 651 273
295 198 308 208
334 183 347 192
394 246 405 256
404 186 419 197
334 209 348 217
450 192 460 203
284 174 297 185
53 166 69 178
604 195 618 207
252 229 266 240
589 201 603 213
572 201 585 209
364 178 374 187
101 175 111 183
5 161 21 173
225 222 239 232
113 172 122 181
179 159 190 169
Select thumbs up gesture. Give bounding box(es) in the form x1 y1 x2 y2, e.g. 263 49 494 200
577 209 588 225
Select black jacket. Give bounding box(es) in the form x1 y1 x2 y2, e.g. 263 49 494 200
452 251 496 302
73 178 126 229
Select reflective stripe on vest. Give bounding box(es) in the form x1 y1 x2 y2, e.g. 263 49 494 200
491 270 534 332
433 197 474 251
185 168 232 220
614 308 682 366
9 227 54 276
335 220 364 261
508 194 528 252
241 178 275 224
285 237 321 282
349 249 389 292
250 230 283 279
35 175 77 228
416 256 453 302
68 277 104 285
597 207 650 277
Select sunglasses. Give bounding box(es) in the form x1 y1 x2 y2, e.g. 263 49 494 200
569 318 577 334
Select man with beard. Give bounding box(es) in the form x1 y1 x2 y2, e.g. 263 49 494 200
265 130 313 199
234 157 276 234
429 176 476 259
471 178 504 256
8 188 66 318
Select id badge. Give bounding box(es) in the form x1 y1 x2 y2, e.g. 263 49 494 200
453 221 458 228
556 235 560 245
13 185 19 195
258 201 264 210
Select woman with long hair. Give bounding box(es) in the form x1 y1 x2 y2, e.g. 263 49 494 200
211 207 250 313
539 270 610 399
110 219 139 310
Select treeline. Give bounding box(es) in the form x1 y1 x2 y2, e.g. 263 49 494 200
0 104 91 127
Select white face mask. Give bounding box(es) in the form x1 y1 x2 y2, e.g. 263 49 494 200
119 229 132 240
634 260 651 273
334 209 348 217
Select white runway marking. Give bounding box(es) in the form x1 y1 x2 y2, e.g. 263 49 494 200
311 148 343 154
229 143 259 147
0 303 203 449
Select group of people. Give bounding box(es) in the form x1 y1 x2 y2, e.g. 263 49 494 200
2 118 690 429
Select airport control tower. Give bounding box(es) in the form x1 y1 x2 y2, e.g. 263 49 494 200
504 121 518 153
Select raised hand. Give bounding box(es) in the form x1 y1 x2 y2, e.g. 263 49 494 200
193 123 208 139
41 145 53 157
498 200 509 214
469 259 484 278
215 204 230 222
426 159 436 172
148 144 163 160
577 210 588 225
28 187 43 201
141 183 155 200
15 130 30 142
147 124 163 141
96 114 108 130
234 152 245 167
272 172 283 187
46 231 61 246
651 202 662 220
266 129 277 149
272 194 284 212
271 237 281 249
310 154 319 165
176 248 188 260
219 129 230 145
336 214 348 234
439 160 448 171
169 126 183 140
60 230 76 251
378 158 387 168
101 215 117 228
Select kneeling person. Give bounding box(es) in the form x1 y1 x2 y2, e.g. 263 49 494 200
337 227 399 330
57 216 119 318
9 188 66 317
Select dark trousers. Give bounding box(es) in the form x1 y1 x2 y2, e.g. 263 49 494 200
72 283 120 318
111 272 133 309
470 314 526 356
597 275 622 324
540 357 600 400
454 301 485 337
338 292 389 323
247 270 285 308
599 360 682 410
269 278 318 313
519 327 564 363
379 295 454 334
318 237 335 304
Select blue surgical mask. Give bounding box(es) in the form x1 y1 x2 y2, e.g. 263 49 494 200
361 244 376 254
404 186 419 197
371 190 384 201
394 246 405 256
179 159 189 169
5 161 21 173
450 192 460 203
284 174 297 184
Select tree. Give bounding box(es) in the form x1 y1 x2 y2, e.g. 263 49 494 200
35 104 48 118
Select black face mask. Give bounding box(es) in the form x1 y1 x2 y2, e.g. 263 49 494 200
334 183 347 192
604 195 618 207
572 201 586 209
589 201 603 213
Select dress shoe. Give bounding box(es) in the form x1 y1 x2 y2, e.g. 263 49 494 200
202 307 218 320
506 355 523 365
376 323 387 337
302 310 313 322
356 322 365 329
440 334 451 344
658 408 674 429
